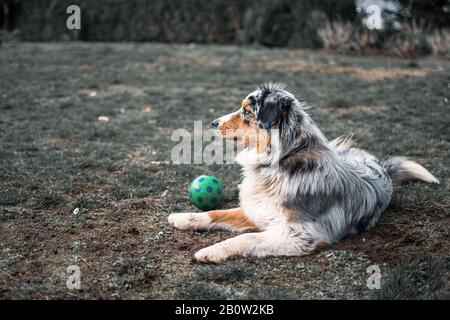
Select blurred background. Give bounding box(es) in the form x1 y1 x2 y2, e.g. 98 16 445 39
1 0 449 58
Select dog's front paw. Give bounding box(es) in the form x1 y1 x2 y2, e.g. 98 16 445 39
195 244 229 263
168 213 194 230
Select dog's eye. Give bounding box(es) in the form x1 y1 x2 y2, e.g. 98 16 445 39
243 109 250 117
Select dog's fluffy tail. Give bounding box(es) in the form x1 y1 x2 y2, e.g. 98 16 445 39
381 157 439 186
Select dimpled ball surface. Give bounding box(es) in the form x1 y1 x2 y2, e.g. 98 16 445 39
188 175 224 211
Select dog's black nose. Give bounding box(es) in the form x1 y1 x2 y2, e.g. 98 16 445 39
211 119 220 128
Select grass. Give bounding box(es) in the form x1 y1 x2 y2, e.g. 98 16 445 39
0 189 27 206
371 255 449 300
0 42 448 299
34 191 65 209
193 261 255 283
175 281 230 300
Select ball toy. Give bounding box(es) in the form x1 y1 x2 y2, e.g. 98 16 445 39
188 175 224 211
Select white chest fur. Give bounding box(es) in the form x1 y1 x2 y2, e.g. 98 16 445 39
236 148 291 230
238 168 290 231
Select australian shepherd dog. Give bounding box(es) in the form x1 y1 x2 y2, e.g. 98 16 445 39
168 83 439 263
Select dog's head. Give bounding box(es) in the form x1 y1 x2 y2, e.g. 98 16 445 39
212 83 294 153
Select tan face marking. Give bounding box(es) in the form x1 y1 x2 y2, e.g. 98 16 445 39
216 99 253 137
215 97 270 153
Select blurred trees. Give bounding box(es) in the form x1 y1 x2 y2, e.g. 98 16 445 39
1 0 448 55
0 0 357 44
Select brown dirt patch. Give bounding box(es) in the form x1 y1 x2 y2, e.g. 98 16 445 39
247 59 427 81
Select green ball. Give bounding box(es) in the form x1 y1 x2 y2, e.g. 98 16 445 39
188 175 224 211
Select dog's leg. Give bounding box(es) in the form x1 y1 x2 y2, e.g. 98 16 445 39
168 207 257 232
194 230 324 263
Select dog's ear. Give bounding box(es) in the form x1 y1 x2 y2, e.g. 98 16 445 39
257 94 293 129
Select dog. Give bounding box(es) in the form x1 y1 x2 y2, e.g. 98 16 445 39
168 83 439 263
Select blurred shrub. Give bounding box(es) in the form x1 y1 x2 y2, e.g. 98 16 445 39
398 0 450 30
236 0 356 48
386 20 433 57
1 0 19 31
318 18 449 58
427 29 450 58
318 20 355 52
